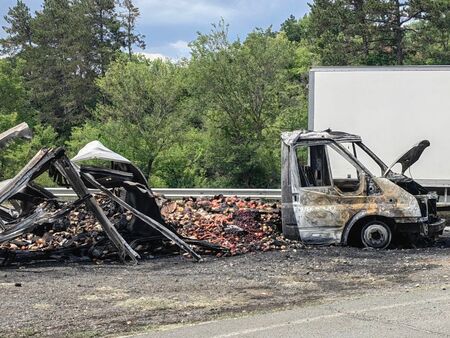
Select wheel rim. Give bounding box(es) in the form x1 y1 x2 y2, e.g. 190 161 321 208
362 223 390 248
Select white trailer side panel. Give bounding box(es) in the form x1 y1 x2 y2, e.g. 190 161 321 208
309 67 450 182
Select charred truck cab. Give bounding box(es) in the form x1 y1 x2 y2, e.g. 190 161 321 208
281 129 445 249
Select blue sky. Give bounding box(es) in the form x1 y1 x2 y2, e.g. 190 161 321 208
1 0 310 59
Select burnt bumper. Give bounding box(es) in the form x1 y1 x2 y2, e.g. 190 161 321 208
421 218 446 236
395 217 446 237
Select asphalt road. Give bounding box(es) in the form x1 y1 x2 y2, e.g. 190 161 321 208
135 288 450 338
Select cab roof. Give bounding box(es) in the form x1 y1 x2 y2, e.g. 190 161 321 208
281 129 362 146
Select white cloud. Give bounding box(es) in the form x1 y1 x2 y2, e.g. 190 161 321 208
170 40 189 50
135 0 237 25
137 52 169 61
138 40 191 61
169 40 190 58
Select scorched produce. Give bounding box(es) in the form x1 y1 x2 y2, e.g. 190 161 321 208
161 196 300 255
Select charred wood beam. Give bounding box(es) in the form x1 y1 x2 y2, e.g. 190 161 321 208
0 201 75 244
0 122 32 149
81 172 202 262
0 148 61 206
182 238 225 253
53 156 140 264
0 246 92 266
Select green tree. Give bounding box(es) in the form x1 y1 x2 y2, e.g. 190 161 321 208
0 112 57 181
92 56 186 178
0 58 35 122
120 0 146 59
280 14 311 43
26 0 91 134
189 22 306 187
307 0 450 65
0 0 33 55
150 129 210 187
365 0 435 65
1 0 146 137
0 58 57 181
308 0 381 65
406 0 450 64
80 0 123 76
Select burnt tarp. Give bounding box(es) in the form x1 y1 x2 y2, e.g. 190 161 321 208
0 124 204 264
71 141 164 234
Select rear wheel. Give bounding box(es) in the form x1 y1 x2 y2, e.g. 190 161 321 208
361 220 392 249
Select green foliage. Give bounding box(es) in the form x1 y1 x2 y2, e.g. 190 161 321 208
0 58 36 123
306 0 450 65
65 121 104 157
0 59 52 181
0 114 57 181
81 56 186 178
1 0 145 136
187 22 306 187
281 14 311 43
405 1 450 64
0 0 32 55
0 1 448 189
65 23 308 188
150 129 209 187
120 0 146 58
0 113 20 136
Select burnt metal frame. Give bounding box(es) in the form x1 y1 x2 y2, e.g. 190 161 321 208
331 142 374 178
356 142 389 175
292 139 375 190
292 144 333 188
82 173 201 261
0 147 202 264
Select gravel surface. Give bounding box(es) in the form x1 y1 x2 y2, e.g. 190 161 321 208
1 222 450 337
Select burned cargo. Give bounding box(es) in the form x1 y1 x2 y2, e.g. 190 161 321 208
281 129 445 248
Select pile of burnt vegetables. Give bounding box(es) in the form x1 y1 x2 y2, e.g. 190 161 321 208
161 195 301 256
0 196 135 260
0 195 300 261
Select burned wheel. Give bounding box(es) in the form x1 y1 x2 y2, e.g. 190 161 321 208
361 220 392 249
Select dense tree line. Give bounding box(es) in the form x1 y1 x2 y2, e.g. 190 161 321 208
1 0 144 135
284 0 450 65
0 0 449 188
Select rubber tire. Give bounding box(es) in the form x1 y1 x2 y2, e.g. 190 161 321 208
361 220 392 249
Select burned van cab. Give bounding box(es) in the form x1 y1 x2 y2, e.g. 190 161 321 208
281 129 445 249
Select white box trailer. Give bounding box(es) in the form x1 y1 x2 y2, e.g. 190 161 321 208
308 66 450 205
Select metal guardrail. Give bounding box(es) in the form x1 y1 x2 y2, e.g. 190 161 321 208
47 186 450 209
46 187 281 199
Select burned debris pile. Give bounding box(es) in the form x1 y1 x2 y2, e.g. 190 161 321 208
0 196 133 256
0 123 297 265
0 195 296 263
161 196 301 256
0 123 202 265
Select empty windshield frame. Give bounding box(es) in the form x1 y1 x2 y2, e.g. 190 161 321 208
330 142 374 179
356 142 389 174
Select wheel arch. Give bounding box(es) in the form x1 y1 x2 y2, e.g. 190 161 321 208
342 211 394 246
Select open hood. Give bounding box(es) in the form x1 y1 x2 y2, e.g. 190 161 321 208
385 140 430 175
